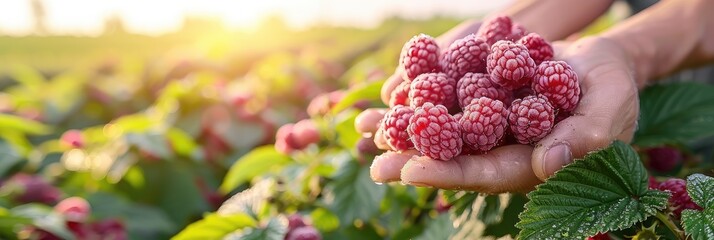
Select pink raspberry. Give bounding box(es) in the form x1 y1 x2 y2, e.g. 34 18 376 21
389 81 410 107
61 130 84 148
648 176 659 190
275 123 299 154
408 103 462 160
646 147 683 173
532 61 581 112
476 15 514 46
3 173 61 205
54 197 91 223
286 226 322 240
379 106 415 151
452 112 464 123
509 23 528 41
587 233 612 240
292 119 320 149
658 178 703 219
441 34 490 80
456 72 513 108
486 41 536 90
460 97 508 152
507 95 555 144
287 214 307 232
400 34 441 81
517 33 553 64
408 73 457 109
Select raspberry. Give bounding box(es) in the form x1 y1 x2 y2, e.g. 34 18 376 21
54 197 91 223
486 41 536 90
3 173 61 205
287 214 307 231
658 178 703 219
646 147 683 173
456 72 513 108
292 119 320 149
409 73 457 109
476 15 514 46
509 23 528 41
517 33 553 64
587 233 611 240
275 123 298 154
648 176 659 190
532 61 581 112
61 130 84 148
286 226 322 240
389 81 410 107
400 34 441 81
452 112 464 123
408 103 462 160
460 97 508 152
441 34 490 80
507 95 555 144
379 106 415 151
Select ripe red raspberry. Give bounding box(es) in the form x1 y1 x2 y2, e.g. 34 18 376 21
400 34 440 81
408 103 462 160
587 233 612 240
658 178 703 219
379 106 415 151
646 147 683 173
648 176 659 190
460 97 508 152
486 41 536 90
441 34 490 80
476 15 514 46
452 112 463 123
456 72 513 108
517 33 553 64
409 73 457 109
54 197 91 223
508 95 555 144
287 214 307 231
509 23 528 41
286 226 322 240
389 81 410 107
3 173 61 205
532 61 581 112
275 123 298 154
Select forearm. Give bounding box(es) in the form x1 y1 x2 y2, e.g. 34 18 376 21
434 0 612 47
602 0 714 88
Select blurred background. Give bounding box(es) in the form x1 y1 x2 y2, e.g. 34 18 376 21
0 1 627 239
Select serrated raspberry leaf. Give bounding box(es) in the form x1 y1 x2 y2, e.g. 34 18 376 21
515 141 669 240
635 82 714 147
681 174 714 240
331 80 384 114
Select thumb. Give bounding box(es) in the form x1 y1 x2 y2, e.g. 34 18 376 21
531 69 638 181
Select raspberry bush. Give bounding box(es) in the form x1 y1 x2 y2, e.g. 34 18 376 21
1 13 713 240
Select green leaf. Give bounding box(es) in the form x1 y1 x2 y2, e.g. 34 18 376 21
681 174 714 240
478 195 501 225
126 132 173 160
11 204 75 240
323 161 386 226
220 146 291 193
685 174 714 208
172 213 256 240
167 128 200 158
414 213 455 240
516 141 669 240
484 194 528 238
87 192 176 237
0 139 23 177
635 83 714 147
226 218 286 240
331 80 383 114
0 114 51 135
334 110 360 149
310 208 340 232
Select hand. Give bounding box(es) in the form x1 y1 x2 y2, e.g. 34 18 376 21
356 36 639 193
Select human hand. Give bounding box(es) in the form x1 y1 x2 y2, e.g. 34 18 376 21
356 36 639 193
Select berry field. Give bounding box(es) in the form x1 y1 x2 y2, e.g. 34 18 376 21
1 14 714 240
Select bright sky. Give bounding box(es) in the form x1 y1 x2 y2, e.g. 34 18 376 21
0 0 511 36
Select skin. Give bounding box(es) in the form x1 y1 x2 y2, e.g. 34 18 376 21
359 0 714 194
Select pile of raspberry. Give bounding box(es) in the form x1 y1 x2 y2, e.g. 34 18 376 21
379 15 581 160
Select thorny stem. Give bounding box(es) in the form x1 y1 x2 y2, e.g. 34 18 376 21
655 211 685 240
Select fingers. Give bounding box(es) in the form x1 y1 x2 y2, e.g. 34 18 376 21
532 63 638 181
354 108 386 135
400 145 541 194
370 150 420 183
380 70 406 105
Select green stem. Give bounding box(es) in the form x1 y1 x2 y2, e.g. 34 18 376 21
655 211 685 240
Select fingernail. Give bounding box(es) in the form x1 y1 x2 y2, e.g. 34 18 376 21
543 144 572 177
